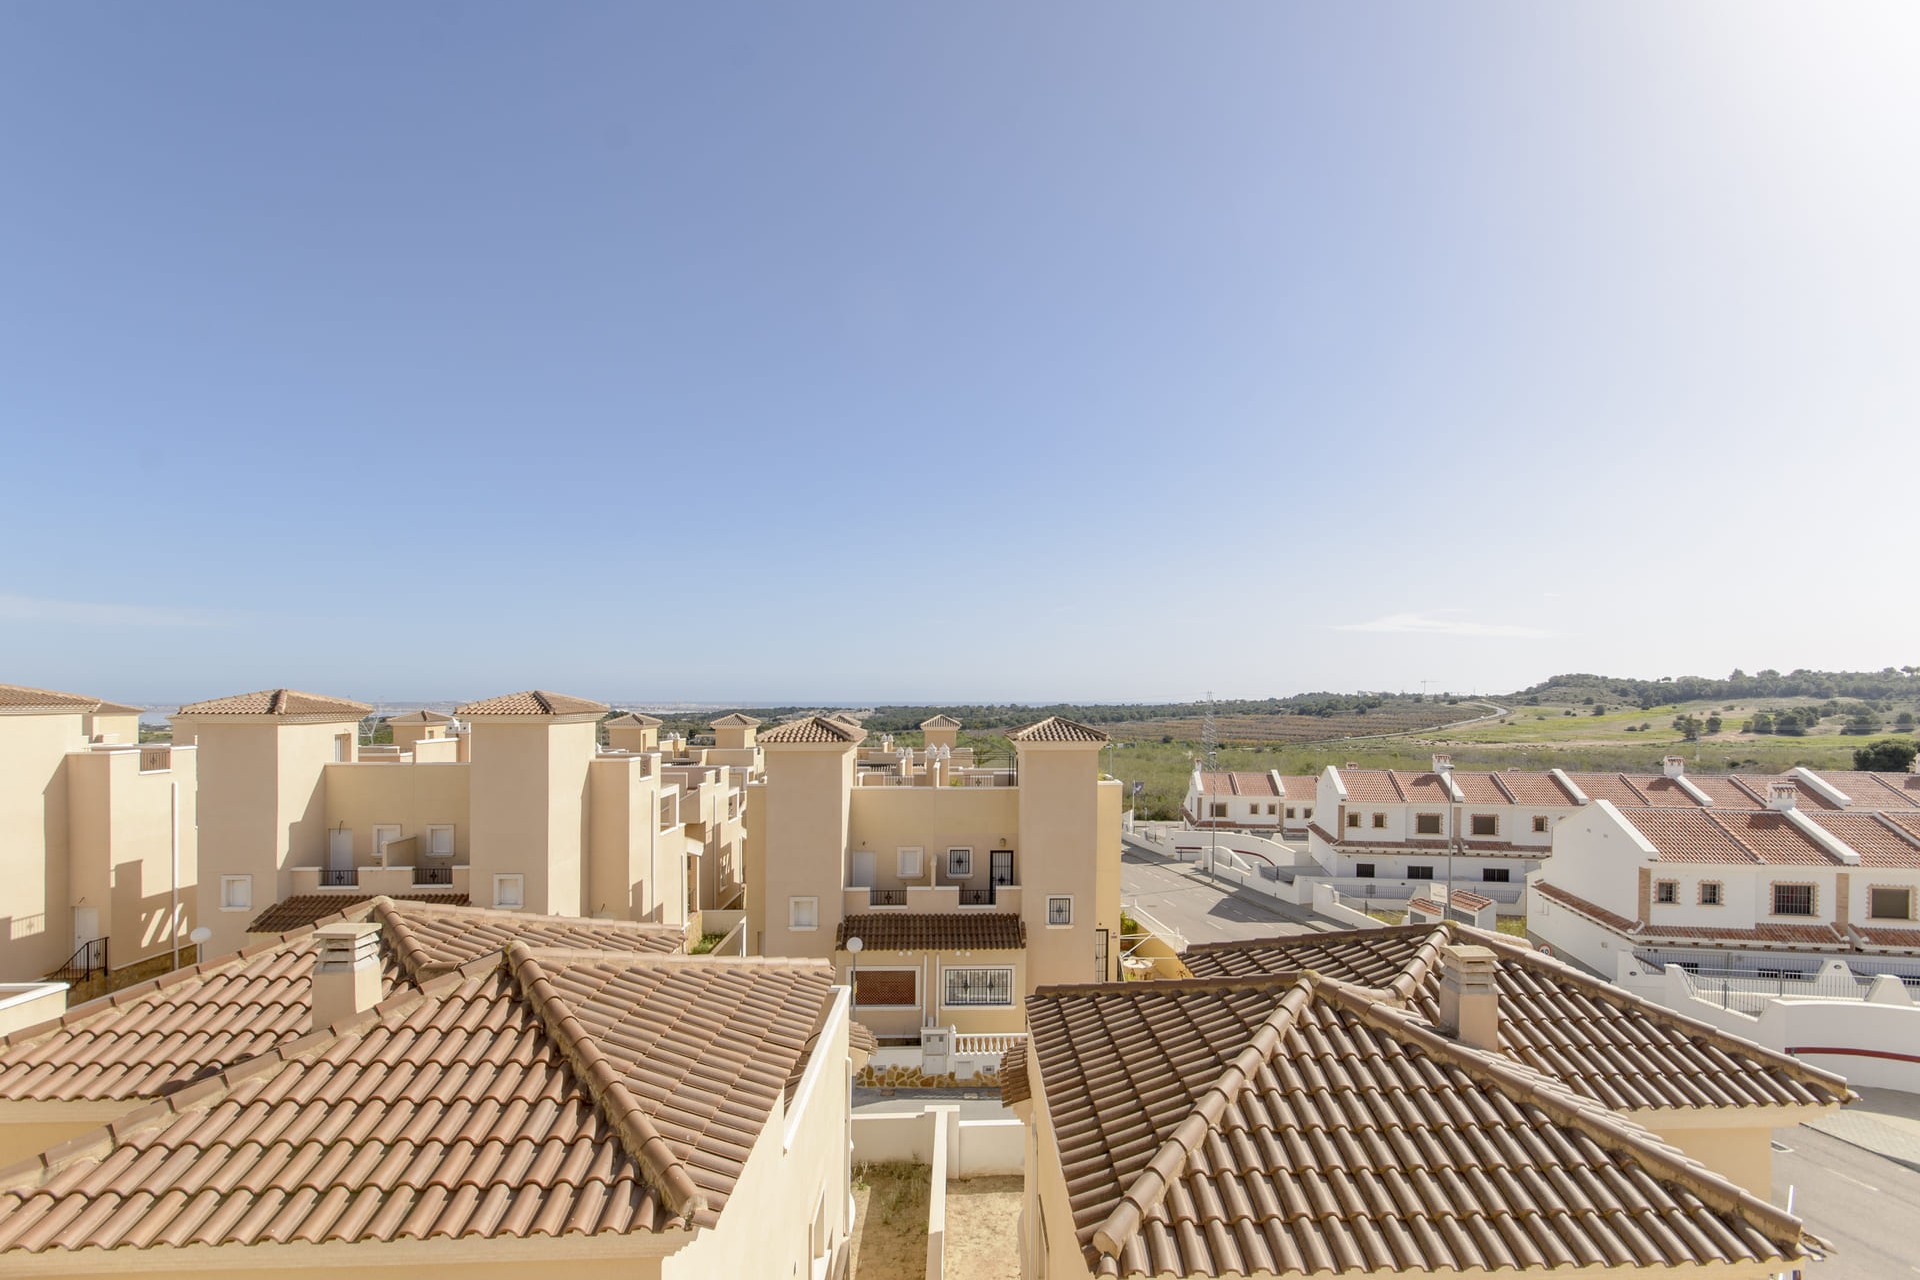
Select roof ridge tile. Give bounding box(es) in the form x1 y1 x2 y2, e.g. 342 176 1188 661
505 943 708 1226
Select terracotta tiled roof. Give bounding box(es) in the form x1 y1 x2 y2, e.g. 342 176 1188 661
246 893 468 933
0 899 683 1105
1492 771 1582 806
848 1022 879 1057
1849 924 1920 950
1806 811 1920 868
0 948 844 1255
1181 924 1850 1113
1027 971 1813 1278
1531 882 1640 933
1334 769 1405 803
1009 715 1108 744
920 714 962 729
175 688 372 718
1623 807 1836 866
1677 774 1762 807
1630 775 1709 806
1446 889 1494 911
708 713 762 728
606 711 663 727
0 684 104 712
1447 772 1510 804
1884 810 1920 845
1196 771 1277 797
1565 773 1655 806
383 708 452 725
454 690 608 716
1277 775 1318 801
759 716 865 745
999 1045 1030 1104
835 912 1025 951
1393 771 1455 802
1814 771 1920 810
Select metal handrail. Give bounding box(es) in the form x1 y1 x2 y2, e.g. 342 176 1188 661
57 937 108 982
413 865 454 887
320 868 359 888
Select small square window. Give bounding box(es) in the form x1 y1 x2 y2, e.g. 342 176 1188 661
219 874 252 911
1210 802 1228 818
1655 880 1678 905
427 825 454 857
1470 814 1499 837
1347 812 1362 829
1700 882 1723 906
1416 814 1442 836
1407 866 1434 880
1047 896 1073 927
1303 807 1313 820
1267 803 1277 815
1354 863 1375 879
1372 813 1387 829
1532 815 1550 834
1285 807 1297 819
790 895 820 930
493 874 525 909
947 847 972 878
1483 868 1511 883
897 848 924 879
1772 884 1815 917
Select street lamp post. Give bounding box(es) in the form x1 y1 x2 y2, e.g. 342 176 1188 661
846 936 864 1003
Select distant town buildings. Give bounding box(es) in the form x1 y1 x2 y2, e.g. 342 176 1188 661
1181 767 1318 836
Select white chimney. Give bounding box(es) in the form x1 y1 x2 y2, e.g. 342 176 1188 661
1663 756 1686 779
311 921 382 1031
1432 754 1453 775
1767 781 1798 812
1436 944 1500 1053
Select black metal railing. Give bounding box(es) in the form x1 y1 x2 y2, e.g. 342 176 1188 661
869 887 907 907
413 865 455 886
959 886 996 906
56 937 108 983
320 868 359 887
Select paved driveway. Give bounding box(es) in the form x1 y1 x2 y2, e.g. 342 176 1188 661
1775 1123 1920 1278
1120 845 1326 947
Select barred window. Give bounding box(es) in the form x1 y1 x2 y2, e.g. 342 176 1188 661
1047 896 1073 926
944 967 1013 1007
1772 884 1815 917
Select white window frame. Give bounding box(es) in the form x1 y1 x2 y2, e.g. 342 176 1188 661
1699 881 1724 907
1655 880 1678 905
1046 895 1074 928
789 895 820 931
946 847 973 879
426 824 455 857
852 965 919 1009
493 874 525 910
372 824 401 864
941 965 1015 1008
218 874 252 911
896 847 924 879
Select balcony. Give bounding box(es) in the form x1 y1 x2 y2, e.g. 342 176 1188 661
413 864 455 887
869 887 907 908
292 864 470 898
320 868 359 888
959 886 996 907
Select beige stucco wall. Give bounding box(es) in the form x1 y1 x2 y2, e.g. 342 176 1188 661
1017 744 1117 990
1638 1121 1776 1200
846 787 1022 896
587 756 684 926
467 718 596 916
64 747 197 970
752 745 856 959
82 712 141 745
0 713 84 978
322 761 470 864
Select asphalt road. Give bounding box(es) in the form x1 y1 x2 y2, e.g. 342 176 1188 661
1120 845 1325 946
1775 1124 1920 1278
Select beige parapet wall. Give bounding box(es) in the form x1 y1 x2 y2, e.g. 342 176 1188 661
851 1104 1023 1177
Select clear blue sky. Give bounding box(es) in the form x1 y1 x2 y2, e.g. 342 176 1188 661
3 4 1914 705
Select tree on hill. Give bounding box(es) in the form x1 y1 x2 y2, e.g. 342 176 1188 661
1842 709 1884 736
1897 711 1916 731
1705 715 1723 735
1854 739 1919 772
1672 714 1703 742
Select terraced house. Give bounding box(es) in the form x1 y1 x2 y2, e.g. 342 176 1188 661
1003 922 1852 1279
0 897 868 1278
1309 754 1920 916
745 714 1121 1043
0 683 193 984
173 689 744 958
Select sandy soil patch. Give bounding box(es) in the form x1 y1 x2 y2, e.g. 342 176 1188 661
849 1163 929 1280
942 1176 1022 1280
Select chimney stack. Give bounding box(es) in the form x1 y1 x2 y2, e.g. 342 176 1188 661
1767 781 1798 812
311 921 382 1031
1436 944 1500 1053
1663 756 1686 779
1432 754 1453 775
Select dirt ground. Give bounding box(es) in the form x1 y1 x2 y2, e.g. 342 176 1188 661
849 1163 929 1280
942 1176 1022 1279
